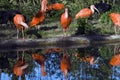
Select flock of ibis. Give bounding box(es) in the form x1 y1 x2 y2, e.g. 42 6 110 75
13 46 120 79
0 0 120 39
13 48 96 79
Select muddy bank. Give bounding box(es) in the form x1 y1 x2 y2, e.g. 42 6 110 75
0 35 120 51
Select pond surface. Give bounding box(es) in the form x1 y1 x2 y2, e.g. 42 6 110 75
0 44 120 80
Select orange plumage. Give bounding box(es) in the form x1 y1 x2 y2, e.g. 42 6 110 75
30 11 45 27
60 54 71 79
13 14 27 29
109 54 120 66
51 3 65 10
13 14 28 39
75 8 93 19
47 3 64 11
29 0 47 27
13 58 29 76
61 8 72 36
46 5 53 11
75 5 99 19
32 53 47 76
109 13 120 34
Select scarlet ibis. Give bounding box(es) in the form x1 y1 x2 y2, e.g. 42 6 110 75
109 13 120 35
13 14 29 39
60 53 71 79
46 3 65 11
32 53 47 76
94 1 112 14
75 5 100 19
61 8 72 37
29 0 47 28
29 11 45 27
109 54 120 66
13 58 29 76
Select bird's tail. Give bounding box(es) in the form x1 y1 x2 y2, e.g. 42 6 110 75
20 21 29 29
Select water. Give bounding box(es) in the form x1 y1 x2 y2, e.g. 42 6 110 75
0 44 120 80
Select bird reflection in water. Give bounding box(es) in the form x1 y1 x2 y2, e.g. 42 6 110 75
13 51 29 78
74 47 100 65
75 52 96 65
60 53 71 80
109 45 120 66
32 53 47 76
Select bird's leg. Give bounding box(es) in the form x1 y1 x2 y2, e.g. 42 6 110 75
63 29 67 37
17 29 19 39
37 25 41 30
22 28 24 39
17 51 19 60
114 26 117 35
118 27 120 34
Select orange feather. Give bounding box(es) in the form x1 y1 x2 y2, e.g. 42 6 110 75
110 13 120 27
30 11 45 27
75 8 93 19
47 3 65 11
13 14 28 29
60 54 71 79
13 58 28 76
61 8 72 31
32 53 47 76
109 54 120 66
109 13 120 34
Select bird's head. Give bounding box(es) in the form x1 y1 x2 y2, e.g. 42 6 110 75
90 5 100 15
65 7 68 12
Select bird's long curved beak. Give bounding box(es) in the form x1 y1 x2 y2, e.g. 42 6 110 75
90 5 100 15
93 6 100 15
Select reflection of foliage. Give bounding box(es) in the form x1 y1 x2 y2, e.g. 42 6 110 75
45 52 62 78
0 45 120 79
0 50 35 80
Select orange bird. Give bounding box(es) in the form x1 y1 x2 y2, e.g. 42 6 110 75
46 3 65 11
32 53 47 76
13 58 29 76
109 13 120 35
109 54 120 66
61 8 72 37
29 0 47 27
60 53 71 79
13 14 29 39
29 11 45 27
75 5 100 19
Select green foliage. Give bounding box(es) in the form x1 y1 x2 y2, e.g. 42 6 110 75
75 18 101 35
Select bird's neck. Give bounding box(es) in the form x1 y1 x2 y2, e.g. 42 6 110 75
91 8 94 14
41 6 46 11
65 10 68 18
90 6 95 14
